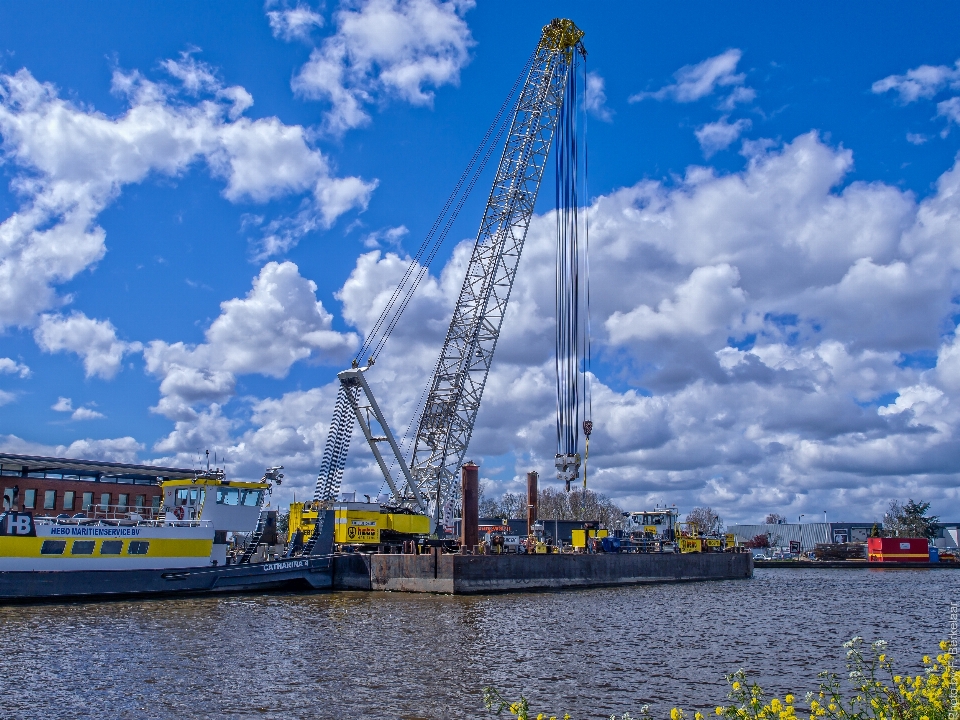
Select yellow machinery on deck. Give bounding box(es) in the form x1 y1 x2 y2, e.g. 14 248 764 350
288 500 429 550
675 521 730 553
287 501 320 544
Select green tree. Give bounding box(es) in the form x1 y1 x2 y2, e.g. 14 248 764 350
884 499 939 538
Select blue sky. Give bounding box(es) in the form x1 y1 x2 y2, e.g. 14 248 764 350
3 1 960 523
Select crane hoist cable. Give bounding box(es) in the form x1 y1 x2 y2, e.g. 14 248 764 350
555 46 591 491
581 55 593 491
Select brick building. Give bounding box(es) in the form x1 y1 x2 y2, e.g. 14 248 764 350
0 453 197 518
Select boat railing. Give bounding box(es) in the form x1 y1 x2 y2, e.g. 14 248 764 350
33 514 213 529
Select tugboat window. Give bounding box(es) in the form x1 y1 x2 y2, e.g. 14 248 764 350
40 540 66 555
100 540 123 555
240 489 262 507
217 488 240 506
71 541 95 555
128 541 149 555
63 491 75 511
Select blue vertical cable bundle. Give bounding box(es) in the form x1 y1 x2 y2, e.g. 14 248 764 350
555 53 581 478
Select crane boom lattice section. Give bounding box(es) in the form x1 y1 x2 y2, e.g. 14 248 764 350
403 21 585 519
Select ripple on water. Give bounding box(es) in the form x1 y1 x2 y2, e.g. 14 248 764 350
2 568 953 719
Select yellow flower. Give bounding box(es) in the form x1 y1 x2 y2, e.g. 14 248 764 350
672 708 681 720
879 654 886 662
716 708 724 715
733 682 741 691
537 714 544 720
771 699 782 713
923 655 931 664
696 712 704 720
828 704 836 712
941 640 950 651
785 695 795 704
893 676 901 683
921 715 929 720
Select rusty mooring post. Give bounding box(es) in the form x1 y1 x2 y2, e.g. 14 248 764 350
527 471 538 537
461 462 479 553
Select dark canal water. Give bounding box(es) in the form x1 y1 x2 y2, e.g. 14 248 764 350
2 568 954 719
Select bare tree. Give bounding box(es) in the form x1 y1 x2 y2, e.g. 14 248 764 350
764 513 785 525
480 485 624 529
686 507 722 534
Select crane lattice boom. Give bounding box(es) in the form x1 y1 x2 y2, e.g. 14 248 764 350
310 20 586 536
402 20 585 520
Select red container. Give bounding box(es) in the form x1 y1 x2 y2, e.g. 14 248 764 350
867 537 929 562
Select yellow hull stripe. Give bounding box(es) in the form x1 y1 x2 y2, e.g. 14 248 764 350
0 537 212 558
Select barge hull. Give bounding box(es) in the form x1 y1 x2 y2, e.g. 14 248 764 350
337 551 752 594
0 556 332 602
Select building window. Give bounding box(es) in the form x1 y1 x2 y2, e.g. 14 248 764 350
99 493 111 511
100 540 123 555
117 494 129 512
23 489 36 509
40 540 66 555
71 541 95 555
128 541 149 555
43 490 56 510
2 488 14 510
151 496 161 512
134 494 145 511
82 492 93 511
63 491 75 512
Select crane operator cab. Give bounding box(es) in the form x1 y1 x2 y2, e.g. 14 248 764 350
621 507 678 552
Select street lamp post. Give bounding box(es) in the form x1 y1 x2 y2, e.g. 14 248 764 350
797 514 805 557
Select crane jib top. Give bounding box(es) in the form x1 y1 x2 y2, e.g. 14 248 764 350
539 19 586 56
311 18 587 534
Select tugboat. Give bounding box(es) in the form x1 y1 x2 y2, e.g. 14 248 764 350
0 463 332 601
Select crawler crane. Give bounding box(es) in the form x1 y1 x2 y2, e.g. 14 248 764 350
299 19 591 550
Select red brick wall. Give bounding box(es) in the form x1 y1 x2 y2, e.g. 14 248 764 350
0 476 162 516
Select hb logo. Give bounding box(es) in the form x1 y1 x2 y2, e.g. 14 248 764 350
3 512 35 536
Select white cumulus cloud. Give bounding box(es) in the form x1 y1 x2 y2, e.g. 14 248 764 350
267 3 325 42
630 49 751 105
872 60 960 103
145 261 359 422
0 62 376 332
695 116 752 157
0 358 30 378
585 71 613 122
289 0 475 135
51 396 105 421
34 312 141 380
